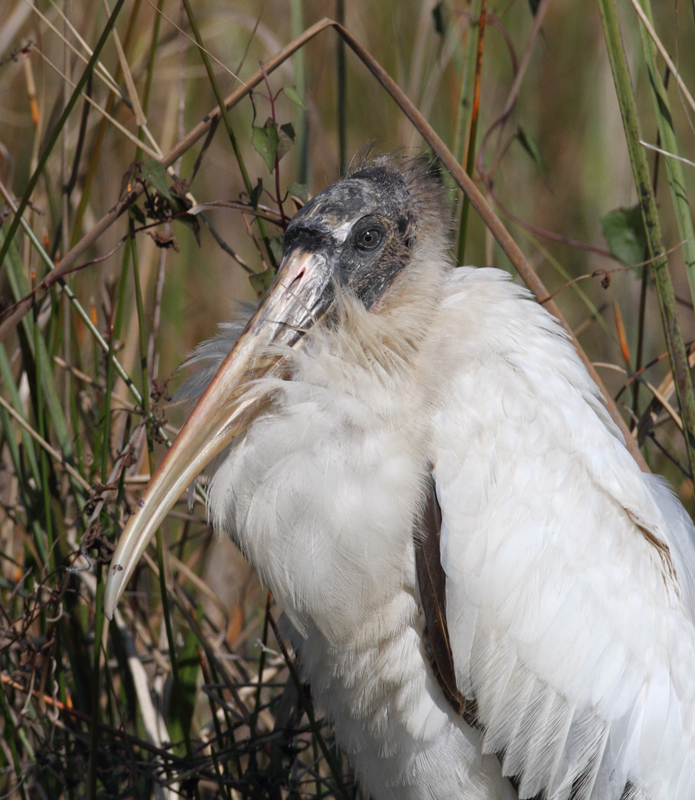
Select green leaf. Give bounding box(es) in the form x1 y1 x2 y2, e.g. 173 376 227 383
283 85 307 111
1 234 77 483
288 182 309 204
0 344 40 487
128 204 146 225
143 157 173 202
278 122 296 161
249 265 276 297
252 118 280 172
269 236 284 264
250 177 263 209
600 204 647 266
515 126 546 176
432 1 450 35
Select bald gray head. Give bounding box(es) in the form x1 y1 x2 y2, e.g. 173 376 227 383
282 158 446 310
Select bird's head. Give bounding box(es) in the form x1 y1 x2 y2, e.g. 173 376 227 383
103 155 448 618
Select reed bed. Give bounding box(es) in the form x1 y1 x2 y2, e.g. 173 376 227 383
0 0 694 797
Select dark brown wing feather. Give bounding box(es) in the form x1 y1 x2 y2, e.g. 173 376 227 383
415 473 470 718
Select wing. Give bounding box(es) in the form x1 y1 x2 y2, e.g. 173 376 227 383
430 268 695 800
173 301 258 406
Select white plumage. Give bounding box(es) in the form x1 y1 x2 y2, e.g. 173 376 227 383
105 156 695 800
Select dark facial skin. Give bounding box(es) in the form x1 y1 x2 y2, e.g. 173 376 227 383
282 167 416 310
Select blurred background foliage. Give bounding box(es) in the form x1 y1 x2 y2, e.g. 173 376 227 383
1 0 694 797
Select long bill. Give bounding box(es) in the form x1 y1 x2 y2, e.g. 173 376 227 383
104 247 334 619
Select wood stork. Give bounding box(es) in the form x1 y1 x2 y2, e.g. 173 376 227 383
104 156 695 800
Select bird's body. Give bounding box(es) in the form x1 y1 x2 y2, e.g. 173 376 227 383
106 157 695 800
197 266 517 799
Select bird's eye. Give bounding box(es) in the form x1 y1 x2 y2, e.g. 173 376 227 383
355 227 383 252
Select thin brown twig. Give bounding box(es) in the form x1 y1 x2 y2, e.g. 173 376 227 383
190 200 283 224
0 673 179 760
541 236 695 302
198 211 255 273
487 183 620 261
485 13 518 76
0 213 191 320
477 0 552 182
594 362 683 431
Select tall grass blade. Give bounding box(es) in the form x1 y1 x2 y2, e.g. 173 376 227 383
456 0 486 265
598 0 695 476
635 0 695 309
0 0 128 271
336 0 347 174
291 0 310 185
180 0 278 270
